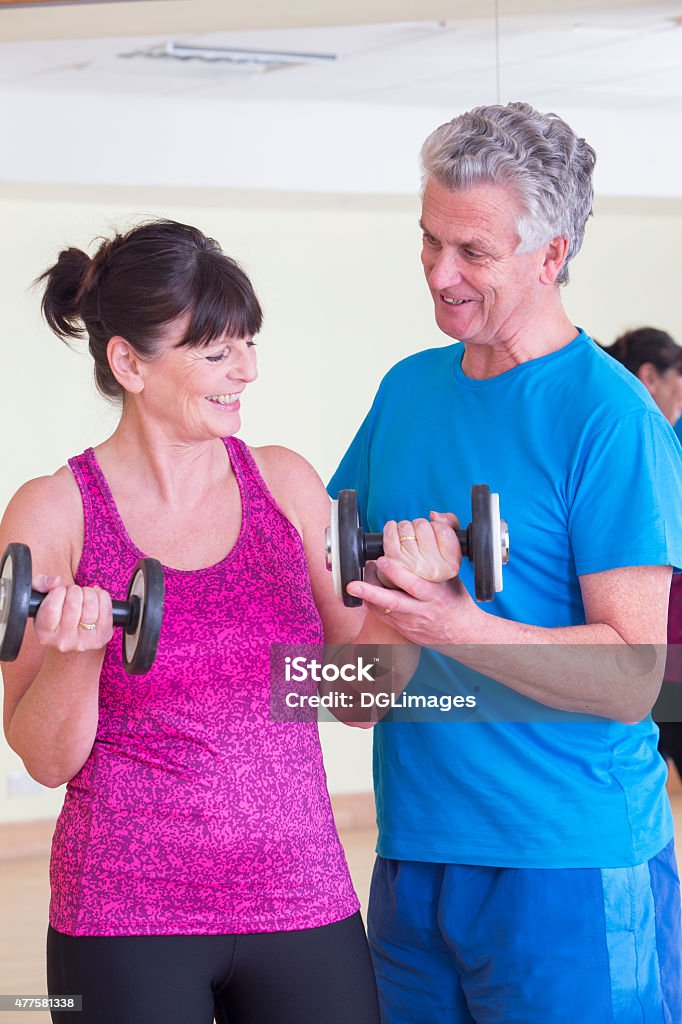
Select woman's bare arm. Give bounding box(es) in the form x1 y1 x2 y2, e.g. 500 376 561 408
1 470 112 786
252 446 420 724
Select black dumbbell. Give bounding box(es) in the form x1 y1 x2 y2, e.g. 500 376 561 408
0 543 164 675
325 485 509 607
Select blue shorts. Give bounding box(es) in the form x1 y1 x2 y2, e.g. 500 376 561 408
367 842 682 1023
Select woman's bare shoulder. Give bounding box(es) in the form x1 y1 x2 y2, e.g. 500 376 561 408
6 465 80 519
248 444 328 531
250 443 320 477
1 466 83 570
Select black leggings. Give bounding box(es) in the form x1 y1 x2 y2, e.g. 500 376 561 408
47 912 379 1024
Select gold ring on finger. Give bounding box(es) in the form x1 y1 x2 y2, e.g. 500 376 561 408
399 535 417 545
79 620 97 631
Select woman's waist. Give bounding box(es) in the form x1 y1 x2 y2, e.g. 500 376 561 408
52 791 343 877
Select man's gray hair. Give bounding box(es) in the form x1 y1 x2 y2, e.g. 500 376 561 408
420 102 596 285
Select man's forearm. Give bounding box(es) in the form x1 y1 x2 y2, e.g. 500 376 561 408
433 618 665 723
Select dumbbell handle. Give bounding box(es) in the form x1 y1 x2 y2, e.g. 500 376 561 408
362 528 470 562
27 590 141 633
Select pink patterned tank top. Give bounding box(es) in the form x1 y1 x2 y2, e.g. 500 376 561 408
49 437 359 936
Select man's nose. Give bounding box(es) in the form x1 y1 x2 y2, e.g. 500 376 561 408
427 249 464 290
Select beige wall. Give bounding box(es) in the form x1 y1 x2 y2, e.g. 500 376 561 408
1 184 681 826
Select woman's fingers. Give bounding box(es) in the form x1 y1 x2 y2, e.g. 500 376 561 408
430 515 463 575
33 582 68 638
430 511 459 529
382 514 461 583
94 587 114 645
33 582 113 653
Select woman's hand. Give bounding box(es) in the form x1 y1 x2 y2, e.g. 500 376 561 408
377 511 462 588
32 574 114 654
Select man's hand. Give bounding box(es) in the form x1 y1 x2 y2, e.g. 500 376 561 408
348 555 485 646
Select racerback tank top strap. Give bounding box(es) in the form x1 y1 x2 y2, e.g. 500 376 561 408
225 435 296 526
67 444 129 585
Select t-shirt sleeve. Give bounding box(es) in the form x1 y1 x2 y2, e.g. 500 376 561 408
674 416 682 446
327 406 375 525
569 409 682 575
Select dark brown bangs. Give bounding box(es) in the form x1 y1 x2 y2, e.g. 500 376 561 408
176 252 263 349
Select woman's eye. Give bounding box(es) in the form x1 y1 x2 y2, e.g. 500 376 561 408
206 341 256 361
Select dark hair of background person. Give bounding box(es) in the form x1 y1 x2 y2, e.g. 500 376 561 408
602 327 682 376
36 219 263 402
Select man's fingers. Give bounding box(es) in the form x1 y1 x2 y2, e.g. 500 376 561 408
376 557 438 598
346 578 410 616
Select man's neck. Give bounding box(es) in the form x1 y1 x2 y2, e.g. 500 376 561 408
461 309 579 380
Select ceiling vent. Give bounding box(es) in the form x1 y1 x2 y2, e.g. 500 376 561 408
119 42 337 73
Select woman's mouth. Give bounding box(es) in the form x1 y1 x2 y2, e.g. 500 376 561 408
206 393 241 407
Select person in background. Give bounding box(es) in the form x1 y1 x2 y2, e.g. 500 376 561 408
603 326 682 780
603 327 682 428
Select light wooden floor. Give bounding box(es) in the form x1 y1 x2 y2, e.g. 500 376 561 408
3 796 682 1024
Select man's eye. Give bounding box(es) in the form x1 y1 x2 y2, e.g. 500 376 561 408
422 233 439 247
464 250 482 259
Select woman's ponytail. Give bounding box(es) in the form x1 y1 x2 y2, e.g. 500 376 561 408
36 247 94 342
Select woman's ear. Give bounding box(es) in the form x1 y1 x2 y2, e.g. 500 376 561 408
107 336 145 395
636 362 660 393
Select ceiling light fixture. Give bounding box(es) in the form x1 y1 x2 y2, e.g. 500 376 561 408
120 41 337 73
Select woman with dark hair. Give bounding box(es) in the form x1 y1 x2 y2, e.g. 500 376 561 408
604 326 682 779
603 327 682 427
0 220 387 1024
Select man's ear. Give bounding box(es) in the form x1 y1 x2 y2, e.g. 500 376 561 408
539 236 569 286
107 336 145 395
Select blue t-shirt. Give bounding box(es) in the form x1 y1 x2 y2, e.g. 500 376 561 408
329 330 682 868
674 416 682 445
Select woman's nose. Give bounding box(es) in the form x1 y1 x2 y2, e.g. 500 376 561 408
229 343 258 383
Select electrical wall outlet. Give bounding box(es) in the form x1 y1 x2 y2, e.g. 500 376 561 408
6 768 46 798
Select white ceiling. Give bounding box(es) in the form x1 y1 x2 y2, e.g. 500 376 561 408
1 0 673 41
2 7 681 108
1 4 681 196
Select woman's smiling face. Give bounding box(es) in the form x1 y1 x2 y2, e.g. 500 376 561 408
128 315 258 441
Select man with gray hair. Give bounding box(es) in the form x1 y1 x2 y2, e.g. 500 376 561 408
329 102 682 1021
